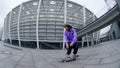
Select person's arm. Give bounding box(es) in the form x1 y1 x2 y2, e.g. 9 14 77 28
71 29 77 45
64 31 69 47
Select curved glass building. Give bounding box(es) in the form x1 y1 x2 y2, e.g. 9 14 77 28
4 0 96 49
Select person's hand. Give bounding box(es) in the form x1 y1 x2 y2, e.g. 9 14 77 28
70 43 73 47
66 45 69 49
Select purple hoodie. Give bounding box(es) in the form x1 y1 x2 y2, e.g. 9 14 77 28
64 28 78 46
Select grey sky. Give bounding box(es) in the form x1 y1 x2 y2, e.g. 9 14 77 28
0 0 110 34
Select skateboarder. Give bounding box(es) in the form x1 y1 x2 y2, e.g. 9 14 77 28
64 24 79 58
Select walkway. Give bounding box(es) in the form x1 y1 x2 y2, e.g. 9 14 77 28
0 39 120 68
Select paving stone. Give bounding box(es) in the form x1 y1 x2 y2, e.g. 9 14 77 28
0 54 8 59
0 53 23 68
84 62 120 68
100 54 120 64
76 59 100 65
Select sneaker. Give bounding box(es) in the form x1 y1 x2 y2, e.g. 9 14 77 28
73 54 78 58
66 55 71 58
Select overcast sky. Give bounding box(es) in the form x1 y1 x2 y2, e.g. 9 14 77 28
0 0 111 35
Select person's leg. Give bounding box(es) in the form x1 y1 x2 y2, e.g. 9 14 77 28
66 46 72 55
73 43 79 55
66 42 73 58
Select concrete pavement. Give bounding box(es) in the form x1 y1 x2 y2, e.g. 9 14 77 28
0 39 120 68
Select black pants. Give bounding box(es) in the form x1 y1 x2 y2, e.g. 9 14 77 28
66 42 78 55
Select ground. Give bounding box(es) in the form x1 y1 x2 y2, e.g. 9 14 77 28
0 39 120 68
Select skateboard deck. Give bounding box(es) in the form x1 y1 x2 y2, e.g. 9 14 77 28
60 55 79 63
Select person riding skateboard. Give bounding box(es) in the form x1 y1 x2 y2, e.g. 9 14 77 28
64 24 79 58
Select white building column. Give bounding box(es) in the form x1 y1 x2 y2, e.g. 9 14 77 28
82 6 86 48
9 11 12 44
97 30 100 44
92 33 95 46
81 37 84 48
4 18 7 42
36 0 42 49
63 0 67 49
92 14 96 46
86 34 89 47
17 3 23 47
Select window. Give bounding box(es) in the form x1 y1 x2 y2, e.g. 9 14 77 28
80 9 83 13
31 16 34 19
59 16 64 18
50 1 56 4
89 14 92 18
40 15 45 17
50 9 54 11
68 17 72 20
74 13 78 16
68 4 73 7
22 7 25 9
33 2 38 6
13 11 16 14
49 15 54 17
26 11 30 14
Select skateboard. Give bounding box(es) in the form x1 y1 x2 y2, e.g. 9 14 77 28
60 55 79 63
